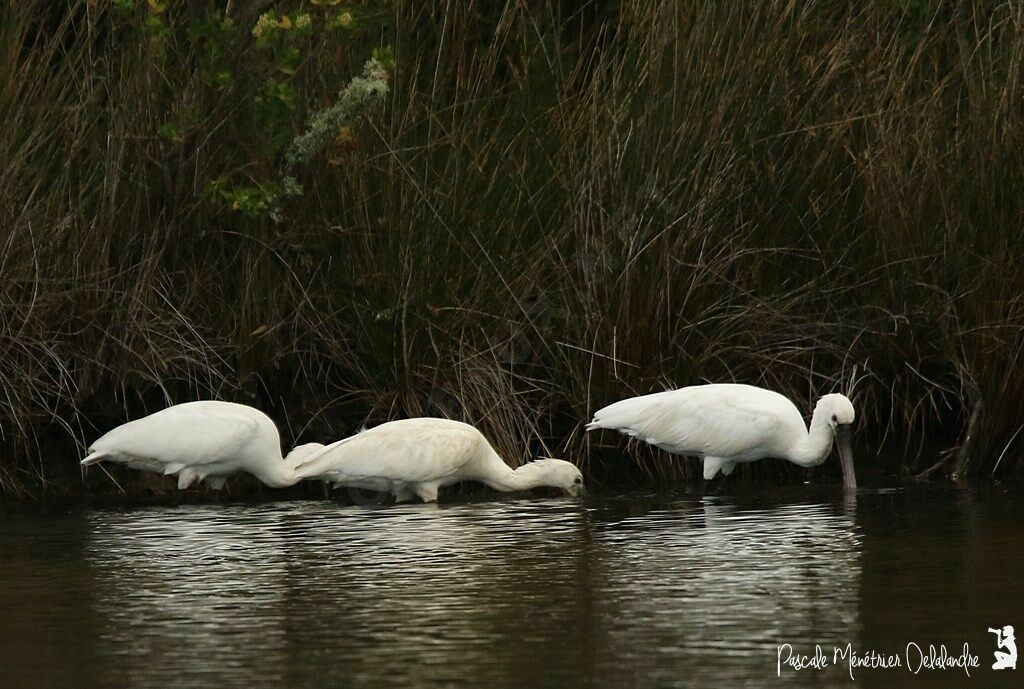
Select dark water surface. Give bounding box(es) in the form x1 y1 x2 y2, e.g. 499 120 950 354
2 483 1022 689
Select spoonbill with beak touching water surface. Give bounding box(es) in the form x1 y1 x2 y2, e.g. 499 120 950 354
586 384 856 488
289 417 585 502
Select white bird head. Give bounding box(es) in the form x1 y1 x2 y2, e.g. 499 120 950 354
521 458 585 497
816 393 856 489
817 393 855 428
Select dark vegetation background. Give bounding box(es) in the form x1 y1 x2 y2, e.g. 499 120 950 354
2 0 1023 497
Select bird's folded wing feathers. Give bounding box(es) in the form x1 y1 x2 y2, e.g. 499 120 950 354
592 389 783 458
658 395 780 457
291 427 472 483
289 435 360 472
89 406 260 467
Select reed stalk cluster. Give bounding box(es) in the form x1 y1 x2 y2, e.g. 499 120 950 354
3 0 1023 495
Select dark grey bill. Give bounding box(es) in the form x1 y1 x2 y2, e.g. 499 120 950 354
835 424 856 490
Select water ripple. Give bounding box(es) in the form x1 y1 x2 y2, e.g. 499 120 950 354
5 486 1016 689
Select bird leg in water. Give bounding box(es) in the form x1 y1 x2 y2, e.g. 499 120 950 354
345 486 391 507
713 473 732 495
699 474 729 496
412 483 440 503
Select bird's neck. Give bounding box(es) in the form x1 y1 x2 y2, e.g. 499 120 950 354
790 409 834 467
479 450 549 493
252 459 299 488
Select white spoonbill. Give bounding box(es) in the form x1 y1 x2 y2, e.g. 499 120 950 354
81 401 300 489
289 417 585 502
586 384 856 488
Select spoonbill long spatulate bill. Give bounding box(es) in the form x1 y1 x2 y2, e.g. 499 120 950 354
289 417 585 502
586 384 856 488
81 401 300 489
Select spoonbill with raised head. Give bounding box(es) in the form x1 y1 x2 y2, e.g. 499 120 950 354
586 384 856 488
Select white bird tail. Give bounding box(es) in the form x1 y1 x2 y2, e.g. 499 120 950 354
80 450 112 466
587 391 673 434
283 442 327 470
288 435 360 477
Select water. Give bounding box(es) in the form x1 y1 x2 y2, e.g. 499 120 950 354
2 484 1022 689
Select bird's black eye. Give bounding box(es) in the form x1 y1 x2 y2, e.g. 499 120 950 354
831 414 838 422
574 477 582 484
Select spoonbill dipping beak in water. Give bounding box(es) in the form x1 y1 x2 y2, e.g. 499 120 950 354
81 401 302 489
289 417 585 503
586 384 856 488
